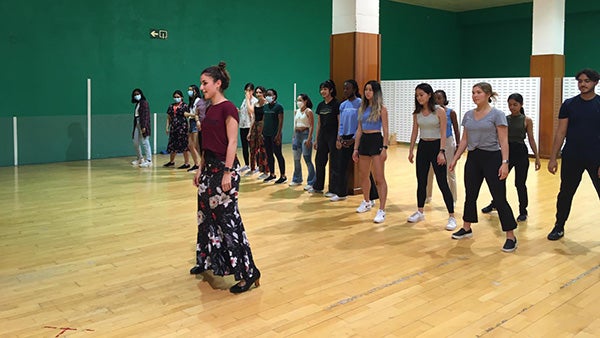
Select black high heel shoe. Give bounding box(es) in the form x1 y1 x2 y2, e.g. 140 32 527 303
229 269 261 294
189 266 203 275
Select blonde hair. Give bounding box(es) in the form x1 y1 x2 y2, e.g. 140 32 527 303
358 80 383 122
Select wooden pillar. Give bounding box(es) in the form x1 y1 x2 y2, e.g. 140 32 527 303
530 55 564 158
330 32 381 195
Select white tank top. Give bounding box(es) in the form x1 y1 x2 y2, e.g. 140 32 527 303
294 108 311 129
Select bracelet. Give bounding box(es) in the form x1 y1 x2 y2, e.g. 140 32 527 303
501 160 509 164
382 145 388 149
353 149 359 152
439 149 445 153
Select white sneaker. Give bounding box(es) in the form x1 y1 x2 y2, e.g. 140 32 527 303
369 200 376 208
324 192 335 198
131 159 140 166
374 209 386 223
289 181 302 187
407 211 424 223
258 173 268 179
240 165 250 172
330 195 347 202
445 216 457 231
139 160 152 168
356 200 372 213
304 184 313 191
425 197 432 204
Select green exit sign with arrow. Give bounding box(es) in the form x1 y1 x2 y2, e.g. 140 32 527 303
149 29 168 39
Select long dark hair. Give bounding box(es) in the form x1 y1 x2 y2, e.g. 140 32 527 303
413 83 436 114
131 88 146 103
507 93 525 115
319 79 337 98
298 93 313 109
188 84 200 106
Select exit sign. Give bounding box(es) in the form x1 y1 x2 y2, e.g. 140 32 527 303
149 29 168 39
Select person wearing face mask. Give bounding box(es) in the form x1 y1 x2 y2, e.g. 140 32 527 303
164 90 191 168
183 85 201 172
131 88 152 168
290 93 316 188
262 88 286 184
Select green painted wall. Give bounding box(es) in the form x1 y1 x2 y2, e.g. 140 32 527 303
565 0 600 75
1 0 330 165
380 1 461 80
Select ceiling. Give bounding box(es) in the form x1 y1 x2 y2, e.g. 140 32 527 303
390 0 532 12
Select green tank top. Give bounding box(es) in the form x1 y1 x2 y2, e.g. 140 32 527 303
507 114 526 144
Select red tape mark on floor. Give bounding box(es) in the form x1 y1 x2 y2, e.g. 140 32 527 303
43 326 95 337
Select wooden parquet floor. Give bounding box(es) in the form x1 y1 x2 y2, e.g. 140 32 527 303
2 144 600 337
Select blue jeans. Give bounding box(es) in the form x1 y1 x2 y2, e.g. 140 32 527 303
133 121 152 161
292 129 315 185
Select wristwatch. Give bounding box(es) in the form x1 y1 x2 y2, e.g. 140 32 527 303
382 145 389 149
501 160 509 164
223 166 234 172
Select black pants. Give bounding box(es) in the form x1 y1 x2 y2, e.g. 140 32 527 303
264 135 285 177
488 142 529 215
240 128 250 166
463 149 516 231
314 130 338 192
555 158 600 227
416 139 454 212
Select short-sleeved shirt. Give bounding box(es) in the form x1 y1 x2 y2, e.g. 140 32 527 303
338 97 361 136
263 102 284 137
201 100 239 161
559 94 600 163
239 96 258 129
316 98 340 135
461 107 507 151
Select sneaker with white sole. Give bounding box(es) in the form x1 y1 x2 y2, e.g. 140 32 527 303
356 200 372 213
451 228 473 239
307 188 323 194
330 195 347 202
407 211 424 223
324 192 335 198
501 237 518 252
139 160 152 168
289 181 302 187
131 159 141 166
445 216 457 231
258 173 268 179
240 165 250 172
304 184 313 191
374 209 386 223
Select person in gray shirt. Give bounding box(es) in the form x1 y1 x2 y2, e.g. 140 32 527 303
449 82 518 252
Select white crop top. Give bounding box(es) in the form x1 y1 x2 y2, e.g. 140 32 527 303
294 108 311 129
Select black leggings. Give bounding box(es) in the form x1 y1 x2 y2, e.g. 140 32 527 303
416 140 454 212
240 128 250 166
487 142 529 215
463 149 517 231
264 135 285 177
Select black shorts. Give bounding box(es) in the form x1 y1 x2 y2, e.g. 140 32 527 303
358 133 384 156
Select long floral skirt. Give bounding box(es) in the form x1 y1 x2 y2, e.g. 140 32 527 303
249 121 269 173
194 155 259 281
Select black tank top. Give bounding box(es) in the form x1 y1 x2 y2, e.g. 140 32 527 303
254 105 264 122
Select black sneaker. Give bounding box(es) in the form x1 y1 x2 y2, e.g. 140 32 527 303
263 175 276 183
517 214 528 222
451 228 473 239
163 161 175 167
481 202 495 213
274 176 287 184
502 238 518 252
547 226 564 241
178 164 191 169
187 164 199 172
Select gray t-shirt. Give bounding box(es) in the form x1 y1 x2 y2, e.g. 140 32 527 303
462 107 507 151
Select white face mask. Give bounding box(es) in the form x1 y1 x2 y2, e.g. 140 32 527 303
174 97 182 103
134 94 141 101
266 96 274 104
296 101 303 109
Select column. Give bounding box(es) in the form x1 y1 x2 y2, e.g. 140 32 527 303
530 0 565 158
331 0 381 195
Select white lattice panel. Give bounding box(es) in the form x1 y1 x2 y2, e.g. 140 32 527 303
460 78 540 155
382 79 461 143
562 77 600 100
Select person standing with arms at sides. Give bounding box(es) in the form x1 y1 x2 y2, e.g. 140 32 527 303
262 88 286 184
164 90 190 169
481 93 541 221
191 61 261 294
425 90 460 204
290 93 316 189
352 80 389 223
239 83 258 173
248 86 270 179
407 83 456 230
311 80 340 195
449 82 518 252
547 68 600 241
184 85 201 172
131 88 152 168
